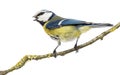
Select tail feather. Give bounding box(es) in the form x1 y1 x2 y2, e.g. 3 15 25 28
88 23 113 28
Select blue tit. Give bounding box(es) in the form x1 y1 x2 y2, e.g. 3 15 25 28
33 9 113 57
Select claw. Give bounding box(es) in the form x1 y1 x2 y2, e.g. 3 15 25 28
52 38 61 58
74 44 78 53
53 50 57 58
74 37 80 53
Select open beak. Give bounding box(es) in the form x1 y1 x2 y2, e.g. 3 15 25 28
33 19 37 21
33 16 37 21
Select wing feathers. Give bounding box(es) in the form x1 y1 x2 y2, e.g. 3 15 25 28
46 19 112 29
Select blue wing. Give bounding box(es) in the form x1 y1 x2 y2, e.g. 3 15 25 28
46 19 91 29
61 19 87 25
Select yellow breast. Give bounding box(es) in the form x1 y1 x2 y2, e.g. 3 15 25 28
43 24 80 41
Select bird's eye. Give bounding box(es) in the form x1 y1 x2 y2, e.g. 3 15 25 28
38 12 45 16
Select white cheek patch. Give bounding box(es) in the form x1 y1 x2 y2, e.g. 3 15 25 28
38 13 52 22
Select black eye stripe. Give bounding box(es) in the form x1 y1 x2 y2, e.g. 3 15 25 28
37 12 45 16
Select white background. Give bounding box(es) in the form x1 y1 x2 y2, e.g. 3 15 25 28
0 0 120 75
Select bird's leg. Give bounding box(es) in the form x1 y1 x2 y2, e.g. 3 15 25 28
74 36 80 52
53 39 61 58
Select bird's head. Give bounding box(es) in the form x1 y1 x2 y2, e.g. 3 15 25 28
33 9 55 25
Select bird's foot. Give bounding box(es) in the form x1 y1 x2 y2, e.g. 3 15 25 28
53 50 57 58
74 44 79 53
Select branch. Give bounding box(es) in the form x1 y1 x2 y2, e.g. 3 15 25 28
0 22 120 75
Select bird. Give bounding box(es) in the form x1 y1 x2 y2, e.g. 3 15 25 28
33 9 113 57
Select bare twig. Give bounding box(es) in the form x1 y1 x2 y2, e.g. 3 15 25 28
0 22 120 75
